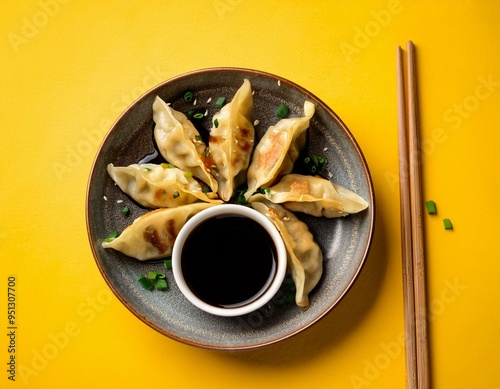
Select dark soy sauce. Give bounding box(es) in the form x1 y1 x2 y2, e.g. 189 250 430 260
181 216 277 308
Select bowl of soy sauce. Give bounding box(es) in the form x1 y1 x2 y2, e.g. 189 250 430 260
172 204 287 317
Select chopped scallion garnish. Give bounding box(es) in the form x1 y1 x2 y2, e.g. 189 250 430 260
214 118 219 128
276 103 289 118
425 200 437 214
193 112 204 120
121 206 130 216
138 276 154 290
183 90 194 103
173 191 180 198
164 258 172 270
215 97 226 108
154 278 168 291
300 154 328 176
138 271 168 291
443 219 453 230
184 172 193 179
103 231 119 243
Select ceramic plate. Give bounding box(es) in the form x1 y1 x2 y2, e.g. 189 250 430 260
86 68 375 350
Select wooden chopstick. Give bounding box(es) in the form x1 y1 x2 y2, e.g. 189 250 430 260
397 41 430 389
397 45 418 389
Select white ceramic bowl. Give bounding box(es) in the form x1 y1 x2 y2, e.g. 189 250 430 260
172 204 287 317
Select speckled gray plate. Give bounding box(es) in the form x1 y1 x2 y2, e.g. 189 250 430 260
86 68 375 350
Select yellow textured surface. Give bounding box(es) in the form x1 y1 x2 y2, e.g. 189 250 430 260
1 1 499 388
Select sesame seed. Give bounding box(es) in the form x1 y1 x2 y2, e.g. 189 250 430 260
253 119 260 126
103 196 108 201
193 99 197 105
323 147 328 151
277 80 281 87
117 200 123 204
283 216 290 221
204 109 208 117
207 97 212 103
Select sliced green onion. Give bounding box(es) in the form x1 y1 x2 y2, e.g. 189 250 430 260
193 112 204 120
103 231 119 243
425 200 437 214
164 258 172 270
443 219 453 230
138 276 154 290
147 271 158 281
214 118 219 128
121 206 130 216
183 90 194 103
144 167 152 172
202 187 210 193
215 97 226 108
173 191 180 199
195 135 202 141
276 103 289 118
184 172 193 179
302 154 328 176
154 278 168 291
185 110 194 119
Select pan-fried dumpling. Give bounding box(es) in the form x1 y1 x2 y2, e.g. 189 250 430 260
251 200 322 310
102 203 215 260
244 101 315 200
153 96 218 192
249 174 368 218
106 163 221 208
208 79 255 201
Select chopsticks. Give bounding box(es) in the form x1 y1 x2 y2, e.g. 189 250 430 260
396 41 430 389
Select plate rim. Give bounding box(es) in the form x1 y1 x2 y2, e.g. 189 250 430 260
85 66 375 350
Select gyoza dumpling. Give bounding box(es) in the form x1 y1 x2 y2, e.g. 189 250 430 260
208 79 255 201
244 101 315 200
251 200 322 310
249 174 368 218
106 163 221 208
153 96 218 192
101 203 215 260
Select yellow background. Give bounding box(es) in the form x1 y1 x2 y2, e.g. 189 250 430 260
1 1 499 388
